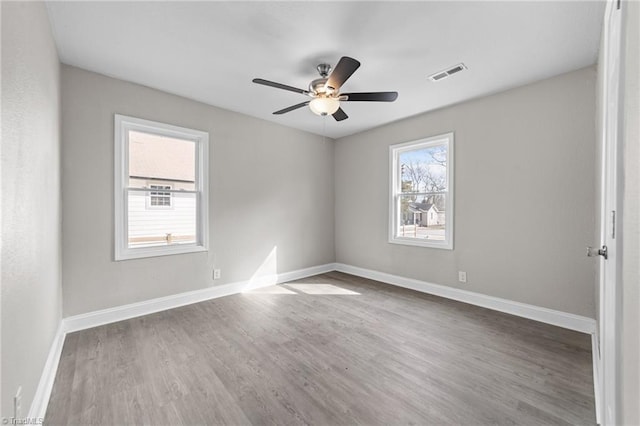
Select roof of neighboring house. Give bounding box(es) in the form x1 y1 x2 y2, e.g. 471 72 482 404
408 202 438 213
129 131 195 182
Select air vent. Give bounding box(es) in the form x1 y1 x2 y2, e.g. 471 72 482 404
428 63 467 82
431 72 448 81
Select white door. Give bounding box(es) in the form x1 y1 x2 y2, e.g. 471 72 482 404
595 0 623 424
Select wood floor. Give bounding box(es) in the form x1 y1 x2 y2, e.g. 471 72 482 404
45 272 596 425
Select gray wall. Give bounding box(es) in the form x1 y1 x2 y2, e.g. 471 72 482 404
335 67 597 317
1 2 62 418
621 0 639 423
61 65 335 317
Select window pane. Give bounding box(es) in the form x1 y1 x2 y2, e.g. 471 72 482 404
397 194 446 241
128 130 196 190
399 144 447 192
128 190 196 248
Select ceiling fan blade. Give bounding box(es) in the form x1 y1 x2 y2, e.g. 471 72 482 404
326 57 361 92
273 101 310 115
332 107 349 121
253 78 309 95
342 92 398 102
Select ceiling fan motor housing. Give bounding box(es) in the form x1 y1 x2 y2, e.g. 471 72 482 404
310 78 333 96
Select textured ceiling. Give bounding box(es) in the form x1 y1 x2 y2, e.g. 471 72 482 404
46 1 605 139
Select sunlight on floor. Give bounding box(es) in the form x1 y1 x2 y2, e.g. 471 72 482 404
249 286 298 294
285 283 360 295
242 246 360 295
248 283 360 295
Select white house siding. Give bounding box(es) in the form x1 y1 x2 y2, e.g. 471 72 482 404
128 191 196 246
418 207 439 227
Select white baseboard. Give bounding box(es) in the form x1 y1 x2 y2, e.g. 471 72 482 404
28 324 65 420
62 263 335 333
333 263 596 334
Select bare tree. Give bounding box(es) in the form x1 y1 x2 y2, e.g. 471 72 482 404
424 167 446 192
404 160 446 193
401 147 447 214
429 145 447 166
403 160 427 193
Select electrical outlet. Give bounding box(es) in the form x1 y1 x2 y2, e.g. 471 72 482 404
458 271 467 283
213 269 221 280
14 386 22 419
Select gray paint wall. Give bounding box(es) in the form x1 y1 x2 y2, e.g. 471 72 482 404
61 65 335 317
621 0 639 423
335 67 597 317
1 2 62 418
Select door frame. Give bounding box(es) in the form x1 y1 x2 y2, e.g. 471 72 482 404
597 0 624 424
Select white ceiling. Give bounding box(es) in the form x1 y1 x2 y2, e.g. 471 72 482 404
46 1 605 139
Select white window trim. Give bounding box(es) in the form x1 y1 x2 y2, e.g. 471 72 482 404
114 114 209 261
388 132 454 250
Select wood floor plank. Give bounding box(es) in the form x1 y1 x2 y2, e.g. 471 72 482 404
45 272 595 425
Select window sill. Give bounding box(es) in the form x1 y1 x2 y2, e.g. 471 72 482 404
115 244 208 261
388 237 453 250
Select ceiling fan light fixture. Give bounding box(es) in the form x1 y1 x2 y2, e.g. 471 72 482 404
309 96 340 116
253 56 397 122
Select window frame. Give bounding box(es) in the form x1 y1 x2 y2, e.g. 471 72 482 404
114 114 209 261
388 132 454 250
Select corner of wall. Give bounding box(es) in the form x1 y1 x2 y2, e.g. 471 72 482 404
1 1 63 419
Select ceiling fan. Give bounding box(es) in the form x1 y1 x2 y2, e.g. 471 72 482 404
252 56 398 122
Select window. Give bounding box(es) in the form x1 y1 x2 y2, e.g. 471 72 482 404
114 115 209 260
389 133 454 249
148 185 172 208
